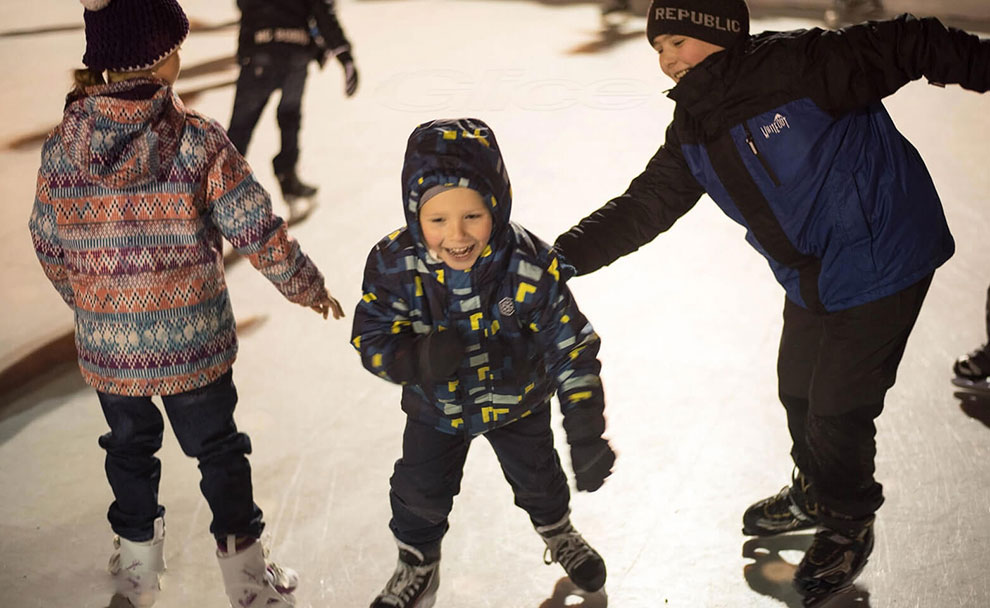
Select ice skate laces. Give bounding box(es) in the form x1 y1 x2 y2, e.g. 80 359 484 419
267 560 297 594
542 528 597 573
382 554 436 604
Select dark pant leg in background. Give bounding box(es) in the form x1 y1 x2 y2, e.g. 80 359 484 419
778 274 932 527
484 405 570 528
272 50 311 176
161 370 264 542
97 392 167 542
389 418 471 561
985 283 990 342
227 51 282 158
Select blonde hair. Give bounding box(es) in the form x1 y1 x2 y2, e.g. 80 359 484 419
72 67 106 93
70 50 176 95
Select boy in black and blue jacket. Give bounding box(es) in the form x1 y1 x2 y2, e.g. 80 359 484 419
352 118 615 607
554 0 990 604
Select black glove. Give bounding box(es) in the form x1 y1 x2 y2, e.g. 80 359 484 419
336 50 359 97
570 437 615 492
415 329 464 385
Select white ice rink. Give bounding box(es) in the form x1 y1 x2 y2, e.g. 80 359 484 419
1 1 989 607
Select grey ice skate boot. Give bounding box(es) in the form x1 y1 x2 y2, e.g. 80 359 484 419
277 171 318 199
825 0 884 28
107 517 166 607
370 539 440 608
216 536 298 607
794 516 875 605
742 468 820 536
536 515 607 593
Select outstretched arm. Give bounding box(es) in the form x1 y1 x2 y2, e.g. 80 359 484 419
554 123 704 276
204 131 333 314
806 14 990 114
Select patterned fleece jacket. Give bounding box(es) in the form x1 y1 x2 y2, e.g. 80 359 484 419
351 118 607 443
29 78 326 396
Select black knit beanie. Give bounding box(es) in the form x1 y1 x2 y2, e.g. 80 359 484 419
646 0 749 48
80 0 189 72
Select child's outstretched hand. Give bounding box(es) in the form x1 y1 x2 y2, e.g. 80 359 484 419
570 437 616 492
311 288 345 320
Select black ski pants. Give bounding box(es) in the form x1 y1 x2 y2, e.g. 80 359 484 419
777 273 932 529
388 405 570 561
227 48 310 176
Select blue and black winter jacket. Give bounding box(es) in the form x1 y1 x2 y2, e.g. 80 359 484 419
352 118 606 441
556 15 990 312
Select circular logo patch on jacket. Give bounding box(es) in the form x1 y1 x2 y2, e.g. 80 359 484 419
498 297 515 317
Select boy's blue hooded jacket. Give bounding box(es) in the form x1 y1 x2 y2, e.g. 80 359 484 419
556 15 990 312
352 118 606 441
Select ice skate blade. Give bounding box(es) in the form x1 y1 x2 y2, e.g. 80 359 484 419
951 376 990 393
742 518 818 537
284 195 317 225
801 584 861 607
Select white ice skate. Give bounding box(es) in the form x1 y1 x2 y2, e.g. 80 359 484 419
216 536 298 607
107 517 166 607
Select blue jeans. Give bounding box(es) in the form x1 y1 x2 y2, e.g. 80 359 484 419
389 405 570 561
97 370 264 543
227 49 311 175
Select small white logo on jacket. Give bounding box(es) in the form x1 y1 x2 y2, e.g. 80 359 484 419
499 297 515 316
761 114 790 139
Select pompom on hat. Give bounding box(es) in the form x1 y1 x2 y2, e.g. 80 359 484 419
646 0 749 49
80 0 189 72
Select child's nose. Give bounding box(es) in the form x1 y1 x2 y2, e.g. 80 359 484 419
448 221 467 239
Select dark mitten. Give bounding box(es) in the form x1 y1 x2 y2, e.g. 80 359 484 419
549 245 577 281
336 50 359 97
416 329 465 385
570 437 615 492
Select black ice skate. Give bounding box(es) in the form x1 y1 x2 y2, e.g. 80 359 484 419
794 517 875 606
277 171 319 200
952 344 990 392
536 515 607 593
370 540 439 608
824 0 884 28
742 468 819 536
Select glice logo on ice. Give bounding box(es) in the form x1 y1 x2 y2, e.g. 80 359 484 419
377 69 656 113
760 113 790 139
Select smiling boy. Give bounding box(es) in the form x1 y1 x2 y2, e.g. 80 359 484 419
554 0 990 604
352 118 616 607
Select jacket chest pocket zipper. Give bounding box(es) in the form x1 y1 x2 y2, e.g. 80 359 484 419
743 123 781 187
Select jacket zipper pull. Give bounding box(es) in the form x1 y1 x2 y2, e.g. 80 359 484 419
746 133 759 156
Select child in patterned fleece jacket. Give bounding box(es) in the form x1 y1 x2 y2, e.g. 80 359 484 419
27 1 342 606
352 118 616 607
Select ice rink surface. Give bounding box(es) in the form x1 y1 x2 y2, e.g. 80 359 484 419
1 1 989 607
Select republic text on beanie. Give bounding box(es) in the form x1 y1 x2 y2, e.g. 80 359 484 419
646 0 749 48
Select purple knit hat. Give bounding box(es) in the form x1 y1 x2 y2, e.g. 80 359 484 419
80 0 189 72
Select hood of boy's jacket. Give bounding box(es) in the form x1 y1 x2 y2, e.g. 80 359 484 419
400 118 513 264
61 78 185 189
